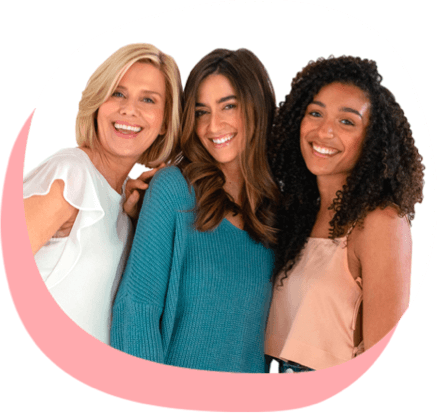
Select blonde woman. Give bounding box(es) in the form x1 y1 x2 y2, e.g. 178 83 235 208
23 43 182 344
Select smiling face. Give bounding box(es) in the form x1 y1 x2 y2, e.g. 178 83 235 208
300 82 371 183
96 62 166 165
194 74 246 171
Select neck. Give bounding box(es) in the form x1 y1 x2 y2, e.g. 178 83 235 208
309 174 348 238
221 162 244 206
316 174 347 210
79 147 135 194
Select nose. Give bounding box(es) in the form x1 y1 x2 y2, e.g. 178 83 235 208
318 119 335 139
120 97 139 117
207 110 222 134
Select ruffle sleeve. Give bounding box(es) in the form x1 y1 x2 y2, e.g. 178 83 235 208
23 148 106 289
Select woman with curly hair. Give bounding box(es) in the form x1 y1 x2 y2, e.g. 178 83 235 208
265 56 424 373
111 48 279 372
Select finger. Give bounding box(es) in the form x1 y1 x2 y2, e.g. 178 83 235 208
137 167 162 184
140 163 166 178
123 190 139 218
126 179 148 194
131 179 149 190
135 170 155 182
126 190 139 208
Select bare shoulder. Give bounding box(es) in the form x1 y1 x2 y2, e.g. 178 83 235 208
352 206 411 259
363 205 404 224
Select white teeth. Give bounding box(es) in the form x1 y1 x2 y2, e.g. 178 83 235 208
114 123 142 133
312 143 337 155
212 134 234 144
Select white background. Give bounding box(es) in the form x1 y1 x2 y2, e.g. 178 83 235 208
24 0 437 302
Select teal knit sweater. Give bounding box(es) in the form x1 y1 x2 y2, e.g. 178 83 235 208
111 166 274 373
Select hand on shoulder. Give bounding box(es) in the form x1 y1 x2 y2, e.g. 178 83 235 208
123 164 165 220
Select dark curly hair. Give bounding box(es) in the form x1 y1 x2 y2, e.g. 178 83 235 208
268 55 425 283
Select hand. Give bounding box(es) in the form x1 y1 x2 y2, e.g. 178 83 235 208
124 164 165 220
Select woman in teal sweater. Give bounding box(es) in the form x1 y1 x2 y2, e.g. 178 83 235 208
111 49 279 372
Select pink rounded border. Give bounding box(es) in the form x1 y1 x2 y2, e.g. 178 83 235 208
1 112 395 412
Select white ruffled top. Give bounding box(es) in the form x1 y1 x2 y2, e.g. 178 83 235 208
23 148 133 344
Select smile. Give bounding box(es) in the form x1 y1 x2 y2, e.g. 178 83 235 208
312 143 339 156
211 134 235 145
114 122 142 134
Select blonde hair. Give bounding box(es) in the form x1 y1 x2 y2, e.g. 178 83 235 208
76 43 182 167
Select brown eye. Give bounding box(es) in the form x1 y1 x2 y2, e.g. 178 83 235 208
195 110 207 118
309 111 321 118
224 104 237 110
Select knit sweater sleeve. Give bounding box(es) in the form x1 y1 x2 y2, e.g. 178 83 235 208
110 166 184 362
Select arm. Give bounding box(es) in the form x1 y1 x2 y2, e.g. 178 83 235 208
111 167 179 362
353 207 411 350
24 179 78 255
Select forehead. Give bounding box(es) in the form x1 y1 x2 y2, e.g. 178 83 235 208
311 82 371 126
196 74 236 100
313 82 370 107
118 62 165 91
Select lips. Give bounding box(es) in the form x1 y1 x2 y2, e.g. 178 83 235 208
210 133 235 148
113 121 143 139
311 142 339 157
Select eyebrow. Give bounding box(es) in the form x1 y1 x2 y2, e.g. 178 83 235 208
195 95 237 107
116 85 163 97
311 100 363 118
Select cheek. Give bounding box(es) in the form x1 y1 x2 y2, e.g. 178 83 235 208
96 102 115 127
299 124 309 150
154 105 166 124
194 121 205 141
98 100 115 116
191 121 206 150
96 112 106 134
237 119 246 148
350 132 366 154
343 137 365 167
198 135 208 150
143 106 162 124
299 117 313 137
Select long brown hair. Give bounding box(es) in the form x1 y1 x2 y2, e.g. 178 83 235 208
177 48 279 247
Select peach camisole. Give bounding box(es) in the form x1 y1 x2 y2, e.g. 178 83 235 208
265 237 364 370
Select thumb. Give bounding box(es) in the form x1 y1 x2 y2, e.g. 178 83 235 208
124 190 140 217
